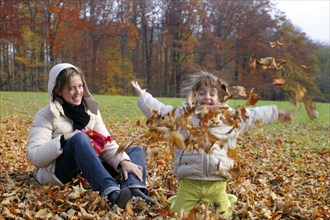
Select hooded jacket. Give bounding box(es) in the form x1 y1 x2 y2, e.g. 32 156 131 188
137 92 278 181
27 63 129 186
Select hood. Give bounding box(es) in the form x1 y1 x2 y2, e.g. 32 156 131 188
48 63 98 116
48 63 79 98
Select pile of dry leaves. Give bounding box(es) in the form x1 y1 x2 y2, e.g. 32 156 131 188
0 114 329 219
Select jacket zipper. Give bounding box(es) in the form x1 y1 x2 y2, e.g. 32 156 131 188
204 151 208 177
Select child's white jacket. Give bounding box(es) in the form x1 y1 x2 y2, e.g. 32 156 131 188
138 92 278 181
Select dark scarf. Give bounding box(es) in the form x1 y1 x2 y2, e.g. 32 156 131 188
62 100 90 130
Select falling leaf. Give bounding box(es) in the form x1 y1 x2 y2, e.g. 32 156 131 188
296 84 306 98
246 88 259 106
117 138 134 155
249 57 257 69
269 40 284 47
303 99 319 120
299 64 309 70
227 149 238 161
255 57 287 70
230 86 247 98
272 78 286 86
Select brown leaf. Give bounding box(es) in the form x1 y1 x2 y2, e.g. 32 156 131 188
227 149 238 161
230 86 247 98
272 78 286 86
299 64 309 70
249 57 257 69
116 139 133 155
256 57 287 70
245 88 259 106
269 40 284 47
303 99 319 120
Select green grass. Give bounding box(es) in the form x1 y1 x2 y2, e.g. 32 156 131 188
2 91 328 150
1 91 329 125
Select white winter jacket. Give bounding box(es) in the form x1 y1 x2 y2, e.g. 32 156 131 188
137 92 278 181
27 63 129 186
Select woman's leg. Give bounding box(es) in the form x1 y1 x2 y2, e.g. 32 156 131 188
55 132 119 196
119 146 153 203
120 146 147 189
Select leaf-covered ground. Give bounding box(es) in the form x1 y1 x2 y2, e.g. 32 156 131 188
0 115 329 219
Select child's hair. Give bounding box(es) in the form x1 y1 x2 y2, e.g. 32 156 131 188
181 70 229 106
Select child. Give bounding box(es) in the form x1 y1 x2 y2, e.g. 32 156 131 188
131 71 289 218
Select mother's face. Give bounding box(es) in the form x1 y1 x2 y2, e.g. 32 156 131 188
58 74 84 106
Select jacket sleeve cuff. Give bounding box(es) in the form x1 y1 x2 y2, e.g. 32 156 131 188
60 135 66 148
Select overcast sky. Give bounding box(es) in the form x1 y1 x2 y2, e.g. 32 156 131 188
272 0 330 44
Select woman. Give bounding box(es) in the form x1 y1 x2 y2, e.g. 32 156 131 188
27 63 151 209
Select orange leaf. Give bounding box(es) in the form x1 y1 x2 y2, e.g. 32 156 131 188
249 57 257 69
135 120 141 126
296 84 307 100
269 40 284 47
230 86 247 98
303 99 318 120
246 88 259 106
272 77 286 86
227 149 238 161
299 64 309 70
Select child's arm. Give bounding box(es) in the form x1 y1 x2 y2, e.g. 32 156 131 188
131 80 176 118
240 105 279 133
131 80 146 97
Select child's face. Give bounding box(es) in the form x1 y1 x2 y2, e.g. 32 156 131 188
194 85 219 106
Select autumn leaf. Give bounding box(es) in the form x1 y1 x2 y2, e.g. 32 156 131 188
299 64 309 70
245 88 259 106
269 40 284 47
227 148 238 161
272 77 286 86
249 57 257 69
1 111 329 219
303 99 319 120
35 208 49 218
296 84 307 101
135 120 141 126
117 138 134 155
255 57 287 70
230 86 247 98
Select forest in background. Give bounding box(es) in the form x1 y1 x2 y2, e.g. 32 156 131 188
0 0 329 102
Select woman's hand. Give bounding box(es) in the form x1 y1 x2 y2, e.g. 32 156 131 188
120 160 143 182
131 80 146 97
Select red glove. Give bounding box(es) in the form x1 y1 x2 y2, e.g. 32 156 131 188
82 130 114 154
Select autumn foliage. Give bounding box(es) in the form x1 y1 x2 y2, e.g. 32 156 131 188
0 107 329 219
0 0 327 104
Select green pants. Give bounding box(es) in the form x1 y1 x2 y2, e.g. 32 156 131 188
168 179 237 219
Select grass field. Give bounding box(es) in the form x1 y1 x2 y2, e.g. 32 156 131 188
1 91 329 124
0 91 329 219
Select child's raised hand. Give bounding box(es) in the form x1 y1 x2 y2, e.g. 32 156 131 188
131 80 146 96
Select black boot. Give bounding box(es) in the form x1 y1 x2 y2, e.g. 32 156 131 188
108 188 131 209
130 188 154 204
